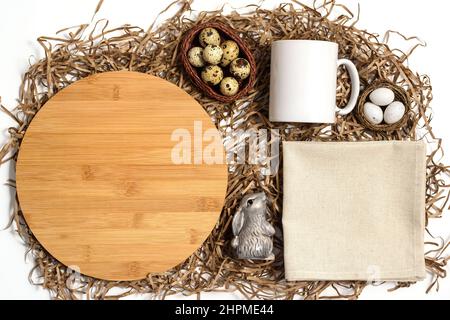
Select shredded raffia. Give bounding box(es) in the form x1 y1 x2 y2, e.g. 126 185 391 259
0 0 449 300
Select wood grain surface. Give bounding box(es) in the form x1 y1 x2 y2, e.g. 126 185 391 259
16 71 228 281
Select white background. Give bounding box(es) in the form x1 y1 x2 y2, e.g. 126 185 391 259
0 0 449 300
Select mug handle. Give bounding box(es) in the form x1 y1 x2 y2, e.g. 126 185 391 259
336 59 360 116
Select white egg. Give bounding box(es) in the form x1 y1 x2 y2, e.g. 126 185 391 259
384 101 406 124
369 88 395 106
363 102 383 125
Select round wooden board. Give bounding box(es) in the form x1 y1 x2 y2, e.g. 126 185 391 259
16 71 228 281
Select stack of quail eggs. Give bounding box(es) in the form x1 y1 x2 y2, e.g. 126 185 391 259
187 27 251 96
363 87 406 125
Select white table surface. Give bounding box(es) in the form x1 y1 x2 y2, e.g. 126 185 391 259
0 0 449 300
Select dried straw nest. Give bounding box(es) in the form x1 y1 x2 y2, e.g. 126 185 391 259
356 80 410 132
1 0 449 300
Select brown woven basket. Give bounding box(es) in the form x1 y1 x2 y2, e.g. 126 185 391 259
180 22 257 103
356 80 410 132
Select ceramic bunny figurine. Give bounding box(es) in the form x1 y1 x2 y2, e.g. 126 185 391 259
231 192 275 260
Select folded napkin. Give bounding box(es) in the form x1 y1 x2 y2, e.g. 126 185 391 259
283 141 426 281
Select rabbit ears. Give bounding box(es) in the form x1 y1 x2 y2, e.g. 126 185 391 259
232 206 245 236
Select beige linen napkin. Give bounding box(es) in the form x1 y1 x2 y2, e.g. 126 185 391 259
283 141 426 281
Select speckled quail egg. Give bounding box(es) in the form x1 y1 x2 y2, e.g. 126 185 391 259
363 102 383 125
384 101 406 124
229 58 251 80
220 77 239 96
220 40 239 67
187 47 205 68
201 65 224 86
202 44 223 65
199 28 221 47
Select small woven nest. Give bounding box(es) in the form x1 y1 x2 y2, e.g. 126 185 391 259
356 80 411 132
180 22 257 103
0 0 449 300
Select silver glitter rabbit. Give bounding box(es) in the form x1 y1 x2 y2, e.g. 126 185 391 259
231 192 275 260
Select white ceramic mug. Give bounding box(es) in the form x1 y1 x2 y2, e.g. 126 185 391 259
269 40 360 123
